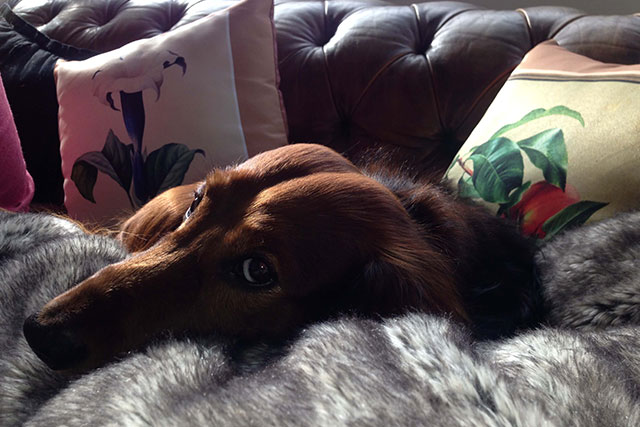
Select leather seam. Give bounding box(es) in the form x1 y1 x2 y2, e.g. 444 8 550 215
425 52 445 134
456 66 516 137
549 14 587 39
351 51 409 117
322 0 342 120
411 3 422 52
516 8 534 48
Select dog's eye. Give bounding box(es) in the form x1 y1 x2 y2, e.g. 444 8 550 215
234 257 276 287
184 191 203 221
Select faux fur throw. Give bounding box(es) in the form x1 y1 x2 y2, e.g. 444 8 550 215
1 210 640 426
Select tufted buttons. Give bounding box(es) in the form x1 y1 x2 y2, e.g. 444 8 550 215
553 16 640 64
89 0 126 28
9 0 65 27
276 1 537 171
6 0 640 178
12 0 221 52
275 1 640 174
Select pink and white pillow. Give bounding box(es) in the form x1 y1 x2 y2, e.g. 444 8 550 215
55 0 287 225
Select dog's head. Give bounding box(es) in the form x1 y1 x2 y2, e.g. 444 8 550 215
24 144 465 371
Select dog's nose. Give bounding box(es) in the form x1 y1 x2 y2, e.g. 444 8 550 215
23 314 88 370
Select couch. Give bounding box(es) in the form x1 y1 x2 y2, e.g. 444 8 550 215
1 0 639 208
2 1 640 425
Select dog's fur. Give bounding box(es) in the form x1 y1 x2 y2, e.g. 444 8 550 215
2 210 640 426
24 144 540 370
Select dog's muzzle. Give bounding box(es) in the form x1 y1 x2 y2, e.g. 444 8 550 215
23 314 88 371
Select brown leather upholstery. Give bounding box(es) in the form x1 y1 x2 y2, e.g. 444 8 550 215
274 1 640 172
4 0 640 176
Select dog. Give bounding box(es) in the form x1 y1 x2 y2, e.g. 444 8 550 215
23 143 540 371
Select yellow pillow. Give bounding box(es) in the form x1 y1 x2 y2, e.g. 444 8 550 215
444 41 640 240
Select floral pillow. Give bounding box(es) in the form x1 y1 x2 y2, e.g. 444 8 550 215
55 0 287 225
444 41 640 240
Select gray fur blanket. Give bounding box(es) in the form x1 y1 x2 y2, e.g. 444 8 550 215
1 210 640 426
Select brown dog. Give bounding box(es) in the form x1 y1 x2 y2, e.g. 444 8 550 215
24 144 540 370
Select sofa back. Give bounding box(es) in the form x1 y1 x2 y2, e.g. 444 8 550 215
1 0 639 205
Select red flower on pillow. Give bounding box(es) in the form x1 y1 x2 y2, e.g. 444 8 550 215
445 106 608 240
509 181 579 238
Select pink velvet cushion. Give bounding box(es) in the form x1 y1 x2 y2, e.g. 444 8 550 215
0 74 34 212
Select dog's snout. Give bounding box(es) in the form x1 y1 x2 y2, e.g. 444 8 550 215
23 314 88 370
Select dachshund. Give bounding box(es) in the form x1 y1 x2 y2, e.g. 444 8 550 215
23 144 541 371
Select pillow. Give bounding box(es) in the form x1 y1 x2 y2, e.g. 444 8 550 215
0 73 34 212
444 40 640 240
0 5 96 206
55 0 287 225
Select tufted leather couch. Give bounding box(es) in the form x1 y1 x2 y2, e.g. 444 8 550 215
1 0 639 207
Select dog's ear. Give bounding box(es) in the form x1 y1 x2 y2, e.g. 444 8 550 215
118 183 200 252
347 240 469 324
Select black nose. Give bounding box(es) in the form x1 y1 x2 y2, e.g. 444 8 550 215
23 314 88 370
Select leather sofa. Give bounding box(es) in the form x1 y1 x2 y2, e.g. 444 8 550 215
1 0 639 207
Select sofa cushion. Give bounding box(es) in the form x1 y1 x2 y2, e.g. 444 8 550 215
54 0 287 225
444 41 640 240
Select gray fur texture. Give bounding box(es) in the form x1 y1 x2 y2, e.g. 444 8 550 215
2 210 640 426
0 211 128 426
537 210 640 329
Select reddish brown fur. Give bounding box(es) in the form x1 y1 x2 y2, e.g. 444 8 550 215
26 144 538 371
118 183 200 252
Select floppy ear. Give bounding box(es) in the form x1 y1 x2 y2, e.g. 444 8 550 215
118 183 199 252
346 232 469 324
